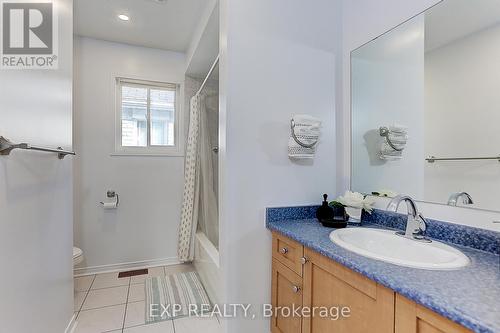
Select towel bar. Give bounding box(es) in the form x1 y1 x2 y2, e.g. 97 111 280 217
426 155 500 163
0 136 75 159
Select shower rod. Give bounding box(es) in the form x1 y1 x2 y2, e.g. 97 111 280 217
196 55 219 96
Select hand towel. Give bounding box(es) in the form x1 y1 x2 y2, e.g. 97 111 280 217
379 124 408 160
288 115 321 159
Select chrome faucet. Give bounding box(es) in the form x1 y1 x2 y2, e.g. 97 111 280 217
447 192 474 206
387 195 430 242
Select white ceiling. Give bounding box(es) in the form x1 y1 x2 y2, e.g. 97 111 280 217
425 0 500 51
74 0 208 52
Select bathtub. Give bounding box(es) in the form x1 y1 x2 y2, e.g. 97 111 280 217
194 231 221 304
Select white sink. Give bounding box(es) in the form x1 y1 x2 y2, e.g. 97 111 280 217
330 228 470 270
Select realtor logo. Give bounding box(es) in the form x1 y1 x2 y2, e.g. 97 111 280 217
1 0 58 69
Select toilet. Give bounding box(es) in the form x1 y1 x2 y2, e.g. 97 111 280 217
73 247 84 266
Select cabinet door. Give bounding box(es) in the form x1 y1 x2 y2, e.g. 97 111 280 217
302 249 394 333
395 295 471 333
271 259 303 333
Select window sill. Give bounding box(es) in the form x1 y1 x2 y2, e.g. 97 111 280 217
110 151 184 157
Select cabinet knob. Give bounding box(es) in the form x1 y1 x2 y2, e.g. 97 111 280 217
300 257 308 265
280 247 289 254
292 285 301 293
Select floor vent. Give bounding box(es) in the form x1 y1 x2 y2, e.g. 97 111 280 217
118 268 148 278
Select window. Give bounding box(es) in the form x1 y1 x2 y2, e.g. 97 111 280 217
115 78 181 155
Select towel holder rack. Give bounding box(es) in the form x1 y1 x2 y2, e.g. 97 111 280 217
379 127 404 151
426 155 500 163
0 136 75 159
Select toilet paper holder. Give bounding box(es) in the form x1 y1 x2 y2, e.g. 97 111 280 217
100 190 119 208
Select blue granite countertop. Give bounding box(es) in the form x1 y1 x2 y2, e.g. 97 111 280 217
267 217 500 333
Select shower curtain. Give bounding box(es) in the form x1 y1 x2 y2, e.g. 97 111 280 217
198 98 219 248
178 93 218 262
178 95 201 262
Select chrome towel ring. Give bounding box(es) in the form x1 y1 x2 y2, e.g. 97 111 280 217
290 119 319 149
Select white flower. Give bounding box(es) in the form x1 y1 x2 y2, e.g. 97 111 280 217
337 191 375 212
378 189 398 198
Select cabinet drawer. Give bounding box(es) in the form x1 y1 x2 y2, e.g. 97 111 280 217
272 233 304 276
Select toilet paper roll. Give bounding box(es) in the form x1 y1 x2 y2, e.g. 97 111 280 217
102 202 117 209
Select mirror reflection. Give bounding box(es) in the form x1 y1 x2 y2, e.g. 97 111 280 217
351 0 500 212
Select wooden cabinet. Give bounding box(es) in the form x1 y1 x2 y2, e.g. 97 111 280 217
271 232 305 332
302 248 394 333
395 294 472 333
271 259 303 333
270 233 471 333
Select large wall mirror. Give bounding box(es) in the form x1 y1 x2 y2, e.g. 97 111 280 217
351 0 500 212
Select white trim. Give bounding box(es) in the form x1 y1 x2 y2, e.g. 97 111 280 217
74 257 180 277
64 313 77 333
117 77 177 90
111 74 185 157
109 152 185 157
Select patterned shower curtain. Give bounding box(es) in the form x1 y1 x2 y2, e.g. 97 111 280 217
178 94 201 262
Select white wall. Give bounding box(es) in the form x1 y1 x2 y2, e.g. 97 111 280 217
351 16 425 197
424 24 500 212
340 0 500 231
74 37 187 272
0 0 74 332
219 0 341 331
185 0 219 77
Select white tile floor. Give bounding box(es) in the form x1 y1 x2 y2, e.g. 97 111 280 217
73 264 222 333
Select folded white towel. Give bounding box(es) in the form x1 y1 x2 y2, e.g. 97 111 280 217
379 125 408 160
380 143 403 160
288 115 321 159
389 124 408 133
387 132 408 145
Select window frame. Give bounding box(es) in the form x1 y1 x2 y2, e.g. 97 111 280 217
114 77 183 156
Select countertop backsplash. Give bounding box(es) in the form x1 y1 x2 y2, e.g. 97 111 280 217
266 206 500 254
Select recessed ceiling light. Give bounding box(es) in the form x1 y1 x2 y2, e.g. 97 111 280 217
118 14 130 21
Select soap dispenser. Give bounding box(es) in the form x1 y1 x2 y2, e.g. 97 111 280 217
316 194 334 222
316 194 348 228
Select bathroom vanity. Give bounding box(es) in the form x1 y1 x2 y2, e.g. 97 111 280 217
266 207 500 333
271 232 469 333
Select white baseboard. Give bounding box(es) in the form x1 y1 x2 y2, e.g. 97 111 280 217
74 257 180 277
65 313 77 333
